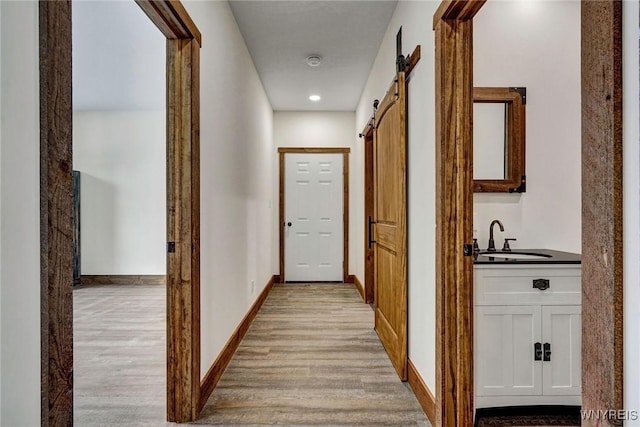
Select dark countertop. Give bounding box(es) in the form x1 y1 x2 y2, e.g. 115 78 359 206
474 249 582 265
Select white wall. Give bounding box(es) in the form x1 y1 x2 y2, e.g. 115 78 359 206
273 112 356 147
0 1 40 424
181 1 275 378
356 0 439 392
73 111 166 275
273 111 356 275
623 0 640 423
473 1 581 253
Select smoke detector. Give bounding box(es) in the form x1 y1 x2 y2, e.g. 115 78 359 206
306 55 322 67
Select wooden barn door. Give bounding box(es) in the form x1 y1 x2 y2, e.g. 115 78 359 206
373 71 408 380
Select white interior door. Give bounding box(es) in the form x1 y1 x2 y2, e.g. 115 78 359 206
285 153 343 282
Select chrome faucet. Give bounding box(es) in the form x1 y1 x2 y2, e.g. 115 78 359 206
487 220 504 251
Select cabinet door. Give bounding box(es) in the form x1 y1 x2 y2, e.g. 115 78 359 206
475 305 542 396
542 305 581 396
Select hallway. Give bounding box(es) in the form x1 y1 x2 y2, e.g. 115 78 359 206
73 283 429 426
198 283 429 426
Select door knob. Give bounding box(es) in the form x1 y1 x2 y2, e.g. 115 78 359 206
286 222 292 227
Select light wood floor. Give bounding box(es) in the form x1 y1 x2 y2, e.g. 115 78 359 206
74 282 429 426
74 284 168 426
197 283 429 426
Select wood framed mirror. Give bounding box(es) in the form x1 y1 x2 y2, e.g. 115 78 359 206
473 87 526 192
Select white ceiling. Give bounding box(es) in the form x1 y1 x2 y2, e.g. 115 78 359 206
228 0 397 111
72 0 397 112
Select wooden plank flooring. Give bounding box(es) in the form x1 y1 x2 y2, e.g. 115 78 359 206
74 284 169 426
74 282 429 426
197 283 430 426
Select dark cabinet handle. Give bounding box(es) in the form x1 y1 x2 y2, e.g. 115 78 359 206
286 222 292 227
543 343 551 361
534 342 542 361
533 278 550 291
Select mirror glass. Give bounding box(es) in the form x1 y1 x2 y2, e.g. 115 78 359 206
473 103 506 180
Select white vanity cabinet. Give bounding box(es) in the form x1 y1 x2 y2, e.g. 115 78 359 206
474 264 581 408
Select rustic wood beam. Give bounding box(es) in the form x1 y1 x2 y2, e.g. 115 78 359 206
166 37 201 422
434 4 479 425
405 45 422 78
39 1 74 425
136 0 202 46
581 2 624 426
433 0 486 29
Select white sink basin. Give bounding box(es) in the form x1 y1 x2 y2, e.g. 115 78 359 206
478 251 552 260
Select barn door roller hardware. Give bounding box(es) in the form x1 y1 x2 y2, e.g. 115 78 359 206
395 27 421 78
396 27 407 73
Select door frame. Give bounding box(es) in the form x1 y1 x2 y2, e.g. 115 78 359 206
433 2 484 425
580 0 623 418
433 0 623 425
278 147 350 283
39 1 202 424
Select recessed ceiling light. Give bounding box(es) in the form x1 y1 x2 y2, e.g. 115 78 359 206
309 95 321 102
306 55 322 67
